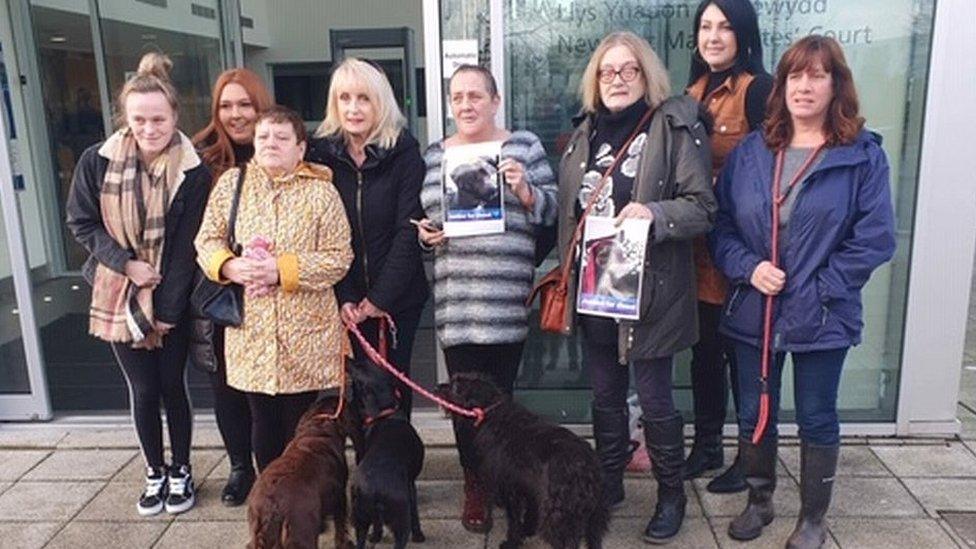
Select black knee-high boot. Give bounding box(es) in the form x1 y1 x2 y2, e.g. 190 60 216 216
727 436 778 541
786 443 839 549
641 413 687 544
592 404 634 507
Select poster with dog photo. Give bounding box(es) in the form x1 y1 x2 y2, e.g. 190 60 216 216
576 216 650 320
441 141 505 237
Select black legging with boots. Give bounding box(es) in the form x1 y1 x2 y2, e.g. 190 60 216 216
247 390 319 471
206 327 254 504
111 322 193 469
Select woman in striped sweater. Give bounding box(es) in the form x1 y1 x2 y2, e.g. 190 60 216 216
417 64 557 534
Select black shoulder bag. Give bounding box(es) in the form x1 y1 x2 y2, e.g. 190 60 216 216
191 165 246 327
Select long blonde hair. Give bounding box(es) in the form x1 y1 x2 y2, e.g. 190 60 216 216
115 52 179 128
315 58 405 149
579 32 671 114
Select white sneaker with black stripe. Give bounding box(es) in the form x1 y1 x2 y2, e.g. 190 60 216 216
137 466 168 516
164 464 195 514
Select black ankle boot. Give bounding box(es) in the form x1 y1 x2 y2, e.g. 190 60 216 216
592 404 633 508
683 433 723 479
641 413 687 544
707 454 748 493
221 459 256 507
786 443 839 549
727 436 778 541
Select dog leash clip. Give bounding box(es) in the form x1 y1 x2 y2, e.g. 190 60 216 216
472 408 486 428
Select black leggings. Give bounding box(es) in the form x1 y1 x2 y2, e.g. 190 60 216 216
207 327 253 469
111 323 193 469
581 318 675 420
246 391 318 471
690 301 739 438
444 342 525 470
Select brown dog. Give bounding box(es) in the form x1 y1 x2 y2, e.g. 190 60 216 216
247 396 359 549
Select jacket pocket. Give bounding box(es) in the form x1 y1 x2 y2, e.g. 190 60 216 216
723 285 763 339
639 270 659 320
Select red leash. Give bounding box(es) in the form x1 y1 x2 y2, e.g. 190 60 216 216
753 145 824 445
345 317 489 427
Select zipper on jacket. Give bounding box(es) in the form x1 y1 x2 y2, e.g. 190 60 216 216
355 170 370 288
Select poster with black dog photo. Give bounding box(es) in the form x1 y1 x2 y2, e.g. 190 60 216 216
576 216 650 320
441 141 505 237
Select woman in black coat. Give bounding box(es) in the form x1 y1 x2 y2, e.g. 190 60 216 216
307 58 429 415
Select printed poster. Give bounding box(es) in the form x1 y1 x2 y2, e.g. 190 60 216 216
441 141 505 237
576 216 650 320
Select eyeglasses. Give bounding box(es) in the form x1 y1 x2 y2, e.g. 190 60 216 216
598 66 641 84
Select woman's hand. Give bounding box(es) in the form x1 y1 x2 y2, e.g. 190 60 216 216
614 202 654 226
499 158 535 209
751 261 786 296
220 257 250 286
125 260 161 288
357 298 386 320
340 302 364 325
154 320 174 337
415 218 447 247
245 255 280 287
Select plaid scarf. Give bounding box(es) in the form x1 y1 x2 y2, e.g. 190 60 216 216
89 129 184 349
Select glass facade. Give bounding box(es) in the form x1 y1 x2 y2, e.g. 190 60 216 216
0 0 944 425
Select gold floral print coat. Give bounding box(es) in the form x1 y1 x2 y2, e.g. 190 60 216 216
195 160 352 395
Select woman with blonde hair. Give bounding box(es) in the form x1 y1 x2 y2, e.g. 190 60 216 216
195 105 352 471
66 52 210 516
555 32 715 543
307 58 428 415
189 67 272 506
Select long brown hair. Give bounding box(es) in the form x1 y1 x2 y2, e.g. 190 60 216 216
763 35 864 150
192 68 272 177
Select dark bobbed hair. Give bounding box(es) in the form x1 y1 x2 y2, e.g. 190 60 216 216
763 35 865 150
687 0 768 86
256 105 308 144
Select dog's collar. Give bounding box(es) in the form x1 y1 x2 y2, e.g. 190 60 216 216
363 406 399 427
473 400 504 428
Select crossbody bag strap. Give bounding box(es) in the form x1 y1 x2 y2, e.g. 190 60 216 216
226 164 246 254
560 106 656 281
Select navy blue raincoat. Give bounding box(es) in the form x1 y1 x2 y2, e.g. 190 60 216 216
710 129 896 353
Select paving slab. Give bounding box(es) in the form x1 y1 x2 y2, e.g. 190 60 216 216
153 520 249 548
779 445 890 478
0 481 104 520
0 450 49 480
0 428 67 448
173 479 248 521
710 516 839 548
57 428 140 449
903 478 976 515
0 521 63 549
45 520 168 548
695 476 800 518
22 449 135 481
942 511 976 548
0 482 10 496
828 477 925 517
872 442 976 477
618 478 705 518
75 482 175 522
112 448 224 483
829 517 959 548
960 405 976 440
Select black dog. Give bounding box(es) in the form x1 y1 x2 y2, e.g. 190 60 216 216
349 360 426 548
450 158 500 210
445 373 609 549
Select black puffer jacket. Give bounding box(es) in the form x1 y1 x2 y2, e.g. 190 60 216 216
306 130 429 314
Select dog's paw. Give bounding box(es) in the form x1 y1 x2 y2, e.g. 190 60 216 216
411 530 426 543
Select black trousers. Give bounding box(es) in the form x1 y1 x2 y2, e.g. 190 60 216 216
246 390 318 471
444 341 525 470
351 305 424 418
689 301 739 439
207 326 253 469
111 322 193 469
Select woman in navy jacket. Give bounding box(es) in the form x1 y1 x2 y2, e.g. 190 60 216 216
710 36 895 548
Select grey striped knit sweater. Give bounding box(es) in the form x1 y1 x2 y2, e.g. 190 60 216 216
421 131 557 347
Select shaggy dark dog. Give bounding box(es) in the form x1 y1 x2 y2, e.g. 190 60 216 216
349 360 426 549
450 158 500 210
247 396 356 549
445 373 609 549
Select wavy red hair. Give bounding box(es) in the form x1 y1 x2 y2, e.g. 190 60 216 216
192 68 273 177
763 35 864 150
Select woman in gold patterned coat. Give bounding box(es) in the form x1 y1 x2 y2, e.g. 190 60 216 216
195 106 352 470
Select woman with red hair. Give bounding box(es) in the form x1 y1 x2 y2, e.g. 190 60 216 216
711 36 895 547
190 68 272 507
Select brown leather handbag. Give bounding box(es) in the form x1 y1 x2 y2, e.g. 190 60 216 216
528 108 655 334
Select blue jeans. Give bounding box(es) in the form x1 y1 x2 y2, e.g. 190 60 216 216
734 342 848 445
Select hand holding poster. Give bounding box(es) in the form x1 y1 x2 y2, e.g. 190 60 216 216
441 141 505 237
577 216 650 320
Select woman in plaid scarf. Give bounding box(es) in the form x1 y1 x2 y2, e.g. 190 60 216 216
66 52 211 517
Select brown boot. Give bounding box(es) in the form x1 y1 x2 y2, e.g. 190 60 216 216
462 470 492 533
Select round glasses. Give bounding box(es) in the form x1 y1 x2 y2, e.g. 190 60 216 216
598 66 642 84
